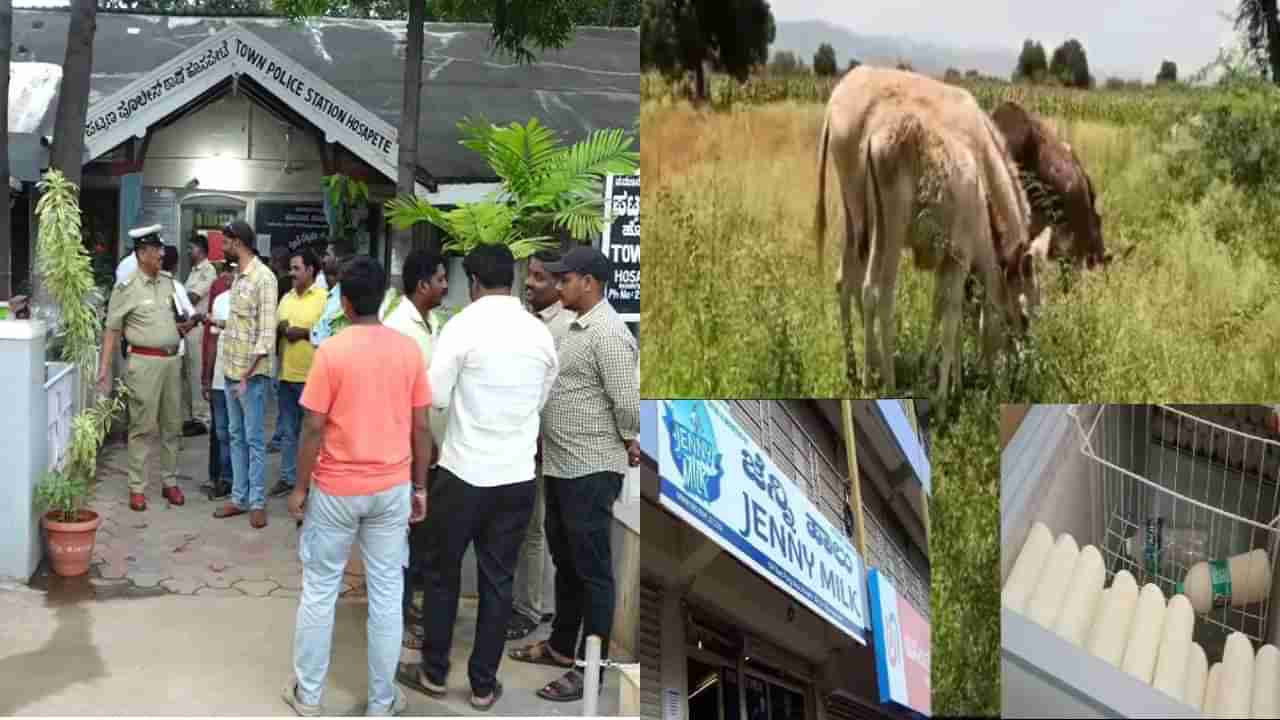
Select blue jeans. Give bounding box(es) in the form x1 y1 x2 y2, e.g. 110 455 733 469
294 483 411 712
225 374 269 511
278 381 304 487
211 389 232 483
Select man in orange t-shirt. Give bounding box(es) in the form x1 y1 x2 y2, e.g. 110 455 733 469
282 256 432 718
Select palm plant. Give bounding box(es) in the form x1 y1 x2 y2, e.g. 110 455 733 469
385 116 638 260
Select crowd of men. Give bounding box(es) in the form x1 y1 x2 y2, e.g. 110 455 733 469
98 221 640 715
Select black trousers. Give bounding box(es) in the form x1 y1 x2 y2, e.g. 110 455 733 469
545 471 623 662
421 467 535 696
403 470 436 619
207 401 221 484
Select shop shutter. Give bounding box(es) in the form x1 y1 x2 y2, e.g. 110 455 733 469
824 691 899 720
640 578 664 720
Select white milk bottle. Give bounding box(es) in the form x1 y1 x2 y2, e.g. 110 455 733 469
1124 517 1211 578
1178 548 1272 615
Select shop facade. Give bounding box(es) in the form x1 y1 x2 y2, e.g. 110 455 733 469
640 400 932 720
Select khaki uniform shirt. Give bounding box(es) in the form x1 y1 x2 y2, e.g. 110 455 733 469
185 259 217 315
105 270 182 350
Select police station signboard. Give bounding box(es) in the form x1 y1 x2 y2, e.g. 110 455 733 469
601 174 639 323
868 568 931 717
656 399 867 644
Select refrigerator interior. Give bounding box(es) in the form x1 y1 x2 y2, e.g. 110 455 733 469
1001 404 1280 716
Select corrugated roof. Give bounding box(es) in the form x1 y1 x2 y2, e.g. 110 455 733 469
9 9 639 180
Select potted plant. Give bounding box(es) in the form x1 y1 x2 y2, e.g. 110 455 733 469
34 387 128 576
31 169 130 576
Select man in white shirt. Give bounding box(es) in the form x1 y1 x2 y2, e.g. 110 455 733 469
401 245 558 712
378 247 448 653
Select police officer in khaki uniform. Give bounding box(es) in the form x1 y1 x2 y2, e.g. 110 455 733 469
97 225 198 512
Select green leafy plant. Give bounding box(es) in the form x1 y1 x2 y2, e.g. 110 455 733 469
35 170 101 373
323 173 370 246
35 386 130 522
385 116 638 260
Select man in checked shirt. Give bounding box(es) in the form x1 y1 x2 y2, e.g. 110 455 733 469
509 246 640 704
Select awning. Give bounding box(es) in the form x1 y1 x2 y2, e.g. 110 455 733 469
8 133 49 183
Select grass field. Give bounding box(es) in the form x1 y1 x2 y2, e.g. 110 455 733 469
641 87 1280 715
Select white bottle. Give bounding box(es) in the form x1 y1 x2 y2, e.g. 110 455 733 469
1253 644 1280 719
1218 632 1254 719
1121 583 1167 684
1152 594 1194 698
1088 570 1139 667
1179 548 1272 614
1003 521 1054 614
1053 544 1105 647
1027 532 1079 629
1204 662 1222 716
1183 642 1207 711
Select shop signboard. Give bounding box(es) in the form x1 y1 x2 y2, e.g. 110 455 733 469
655 399 867 644
867 568 931 717
255 202 328 253
600 173 639 323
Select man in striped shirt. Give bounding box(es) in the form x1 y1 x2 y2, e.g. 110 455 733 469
510 247 640 704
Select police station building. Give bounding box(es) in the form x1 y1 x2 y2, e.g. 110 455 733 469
4 9 637 300
640 400 933 720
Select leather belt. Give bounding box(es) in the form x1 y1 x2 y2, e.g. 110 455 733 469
130 345 178 357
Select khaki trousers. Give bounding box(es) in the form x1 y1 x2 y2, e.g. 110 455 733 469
125 353 183 493
181 338 209 425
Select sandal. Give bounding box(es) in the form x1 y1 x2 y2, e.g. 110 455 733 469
506 613 539 641
214 503 246 519
470 681 503 712
508 640 574 669
396 664 446 699
536 670 584 703
402 624 424 650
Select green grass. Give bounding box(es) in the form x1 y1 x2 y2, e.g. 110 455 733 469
642 71 1212 128
641 100 1280 716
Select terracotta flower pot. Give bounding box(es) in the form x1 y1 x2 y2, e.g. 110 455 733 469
42 510 102 577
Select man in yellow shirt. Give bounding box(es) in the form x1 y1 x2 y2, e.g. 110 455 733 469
269 247 329 498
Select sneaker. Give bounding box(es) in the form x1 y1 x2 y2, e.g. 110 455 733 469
182 421 208 437
282 679 323 717
208 482 231 501
267 440 281 453
269 481 295 498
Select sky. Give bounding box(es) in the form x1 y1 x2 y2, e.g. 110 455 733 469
769 0 1240 81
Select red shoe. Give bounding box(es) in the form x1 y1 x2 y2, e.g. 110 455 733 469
162 485 185 506
129 493 147 511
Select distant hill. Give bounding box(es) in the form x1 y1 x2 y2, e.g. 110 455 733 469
771 19 1021 80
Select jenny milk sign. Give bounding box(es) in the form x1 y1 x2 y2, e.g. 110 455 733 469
868 568 931 717
656 399 867 644
601 174 639 322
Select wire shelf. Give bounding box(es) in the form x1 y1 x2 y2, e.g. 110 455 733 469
1071 404 1280 656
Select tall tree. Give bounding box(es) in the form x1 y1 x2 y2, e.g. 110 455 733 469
770 50 799 75
0 0 10 300
640 0 775 101
1236 0 1280 83
49 0 96 191
1049 38 1092 88
1156 60 1178 84
813 42 837 76
1014 38 1047 82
